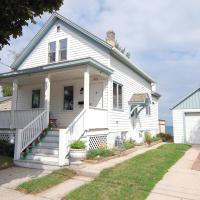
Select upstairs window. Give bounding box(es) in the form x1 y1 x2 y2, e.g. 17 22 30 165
48 41 56 63
113 82 123 110
32 90 40 108
146 104 151 115
59 39 67 61
64 86 73 110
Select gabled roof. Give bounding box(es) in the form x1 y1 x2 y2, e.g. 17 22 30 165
171 87 200 110
128 93 149 105
10 12 155 83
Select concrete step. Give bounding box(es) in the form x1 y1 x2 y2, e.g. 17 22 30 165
27 154 59 163
47 131 59 136
14 160 62 170
32 147 59 155
43 136 59 143
38 141 59 148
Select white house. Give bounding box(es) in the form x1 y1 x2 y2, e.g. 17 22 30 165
172 88 200 144
0 13 160 169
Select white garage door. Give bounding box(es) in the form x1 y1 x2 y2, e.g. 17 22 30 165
185 112 200 144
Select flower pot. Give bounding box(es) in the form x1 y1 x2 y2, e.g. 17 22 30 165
70 148 86 161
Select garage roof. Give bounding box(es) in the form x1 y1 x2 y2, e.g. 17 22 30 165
171 88 200 110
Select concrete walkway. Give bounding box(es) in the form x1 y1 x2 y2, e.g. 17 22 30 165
0 143 162 200
147 145 200 200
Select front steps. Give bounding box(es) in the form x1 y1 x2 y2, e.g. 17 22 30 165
14 130 69 170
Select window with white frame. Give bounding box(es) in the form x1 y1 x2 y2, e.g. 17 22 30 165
48 41 56 63
113 82 123 110
59 39 67 61
146 104 151 115
32 89 40 108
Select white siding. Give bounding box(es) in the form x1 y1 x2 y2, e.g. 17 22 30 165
19 21 109 70
108 57 159 141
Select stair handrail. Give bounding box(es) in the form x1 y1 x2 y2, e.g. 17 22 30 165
20 110 48 153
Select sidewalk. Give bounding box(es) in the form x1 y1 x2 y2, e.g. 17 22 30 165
0 143 162 200
146 145 200 200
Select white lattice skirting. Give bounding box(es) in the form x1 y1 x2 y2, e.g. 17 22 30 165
0 130 15 143
88 135 107 150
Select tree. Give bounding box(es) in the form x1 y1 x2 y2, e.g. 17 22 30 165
0 0 63 50
115 40 131 58
2 85 12 97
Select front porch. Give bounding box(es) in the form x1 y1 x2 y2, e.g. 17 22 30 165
0 64 111 168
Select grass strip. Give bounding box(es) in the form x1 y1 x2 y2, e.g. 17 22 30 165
0 155 13 169
17 168 76 194
65 144 190 200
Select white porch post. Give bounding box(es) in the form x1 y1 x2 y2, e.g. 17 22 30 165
44 75 51 125
84 67 90 130
11 79 18 129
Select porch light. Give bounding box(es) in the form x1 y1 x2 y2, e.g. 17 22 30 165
80 87 84 94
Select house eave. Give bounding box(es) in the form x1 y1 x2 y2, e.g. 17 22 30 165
0 57 113 79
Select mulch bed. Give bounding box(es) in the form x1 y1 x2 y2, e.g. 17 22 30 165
85 140 162 164
192 153 200 171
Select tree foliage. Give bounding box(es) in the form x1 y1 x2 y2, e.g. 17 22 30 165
2 85 12 97
115 40 131 58
0 0 63 50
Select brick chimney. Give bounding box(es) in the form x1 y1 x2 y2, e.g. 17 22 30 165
106 30 115 46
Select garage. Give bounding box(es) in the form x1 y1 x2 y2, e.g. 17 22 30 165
185 113 200 144
172 88 200 144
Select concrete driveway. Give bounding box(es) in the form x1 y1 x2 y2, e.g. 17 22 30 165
147 145 200 200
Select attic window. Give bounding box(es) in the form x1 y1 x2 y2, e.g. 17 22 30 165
57 26 60 32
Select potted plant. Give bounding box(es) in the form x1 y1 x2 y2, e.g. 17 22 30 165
70 140 87 161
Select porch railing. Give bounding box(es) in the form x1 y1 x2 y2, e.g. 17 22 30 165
0 109 44 129
14 110 48 160
59 109 87 165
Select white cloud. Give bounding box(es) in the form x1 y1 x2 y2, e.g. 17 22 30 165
1 0 200 124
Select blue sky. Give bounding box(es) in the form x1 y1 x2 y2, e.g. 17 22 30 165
1 0 200 125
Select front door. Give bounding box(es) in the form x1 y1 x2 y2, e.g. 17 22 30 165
90 81 103 108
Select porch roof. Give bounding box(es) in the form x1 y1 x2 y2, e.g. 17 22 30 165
128 93 149 105
0 57 113 80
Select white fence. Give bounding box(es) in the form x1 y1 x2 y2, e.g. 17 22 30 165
0 109 44 129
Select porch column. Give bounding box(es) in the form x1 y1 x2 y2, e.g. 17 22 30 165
44 74 51 125
11 80 18 129
84 67 90 130
84 68 90 110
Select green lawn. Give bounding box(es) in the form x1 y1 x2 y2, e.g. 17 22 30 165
17 168 76 194
65 144 190 200
0 155 13 169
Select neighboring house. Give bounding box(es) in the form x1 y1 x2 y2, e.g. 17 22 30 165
172 88 200 144
0 96 12 111
0 13 160 169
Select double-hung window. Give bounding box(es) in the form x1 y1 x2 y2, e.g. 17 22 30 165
113 82 123 110
48 41 56 63
64 86 73 110
59 39 67 61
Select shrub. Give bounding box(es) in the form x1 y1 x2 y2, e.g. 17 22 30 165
70 141 86 149
152 135 161 142
122 139 135 150
144 131 152 146
158 133 173 142
0 140 14 157
87 148 116 159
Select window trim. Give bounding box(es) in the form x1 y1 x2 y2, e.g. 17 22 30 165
59 38 67 61
63 85 74 111
48 41 56 63
113 81 123 111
